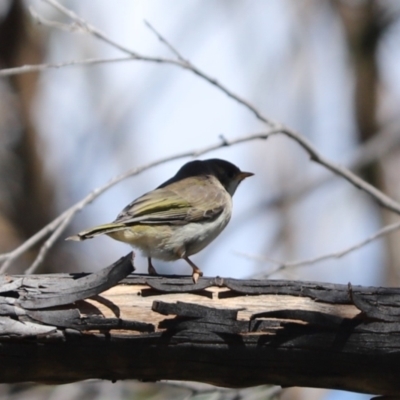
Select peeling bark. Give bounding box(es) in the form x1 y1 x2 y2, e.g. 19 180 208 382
0 254 399 397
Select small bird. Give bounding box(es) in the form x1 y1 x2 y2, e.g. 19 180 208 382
67 158 253 282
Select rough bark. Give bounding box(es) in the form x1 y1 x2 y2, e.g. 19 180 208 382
0 253 399 397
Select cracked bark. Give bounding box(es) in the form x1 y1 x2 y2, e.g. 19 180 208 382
0 253 399 397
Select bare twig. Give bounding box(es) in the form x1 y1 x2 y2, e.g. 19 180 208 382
39 0 273 126
144 20 187 62
23 213 74 275
0 57 134 77
279 128 400 214
141 19 278 128
41 0 140 57
285 220 400 267
242 220 400 277
256 121 400 214
29 5 81 32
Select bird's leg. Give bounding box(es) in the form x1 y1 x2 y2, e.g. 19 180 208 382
148 257 158 276
183 256 203 284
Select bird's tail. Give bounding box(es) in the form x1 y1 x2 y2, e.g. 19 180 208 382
66 222 126 241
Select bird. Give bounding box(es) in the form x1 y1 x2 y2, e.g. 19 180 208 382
66 158 253 282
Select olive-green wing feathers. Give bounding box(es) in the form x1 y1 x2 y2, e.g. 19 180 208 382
115 176 226 225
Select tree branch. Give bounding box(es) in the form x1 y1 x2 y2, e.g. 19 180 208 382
0 57 135 76
1 264 400 397
23 212 74 275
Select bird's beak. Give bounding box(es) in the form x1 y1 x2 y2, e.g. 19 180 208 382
237 171 254 181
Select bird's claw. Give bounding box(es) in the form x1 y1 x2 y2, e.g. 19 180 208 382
148 265 158 276
192 269 203 284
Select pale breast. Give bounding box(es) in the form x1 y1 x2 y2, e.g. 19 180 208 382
166 194 233 257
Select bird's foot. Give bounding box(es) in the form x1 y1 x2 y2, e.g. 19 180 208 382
192 268 203 284
182 256 203 284
148 265 159 276
147 258 158 276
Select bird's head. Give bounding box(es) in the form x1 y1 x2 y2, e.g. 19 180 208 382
167 158 254 196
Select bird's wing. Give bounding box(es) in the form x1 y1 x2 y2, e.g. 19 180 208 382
114 176 227 225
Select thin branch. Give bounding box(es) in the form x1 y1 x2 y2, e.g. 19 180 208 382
141 19 277 127
40 0 273 126
41 0 141 57
242 220 400 277
144 20 187 62
279 128 400 214
255 121 400 218
286 220 400 267
29 5 81 32
23 213 74 275
0 57 134 77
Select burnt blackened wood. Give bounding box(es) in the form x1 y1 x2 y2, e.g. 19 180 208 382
223 279 354 303
146 276 218 292
349 283 400 322
0 253 150 336
27 309 154 332
1 311 400 394
153 301 247 333
2 262 400 395
19 253 134 309
153 300 240 319
142 276 400 323
250 309 351 328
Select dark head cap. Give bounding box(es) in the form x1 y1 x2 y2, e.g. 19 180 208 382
160 159 253 196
